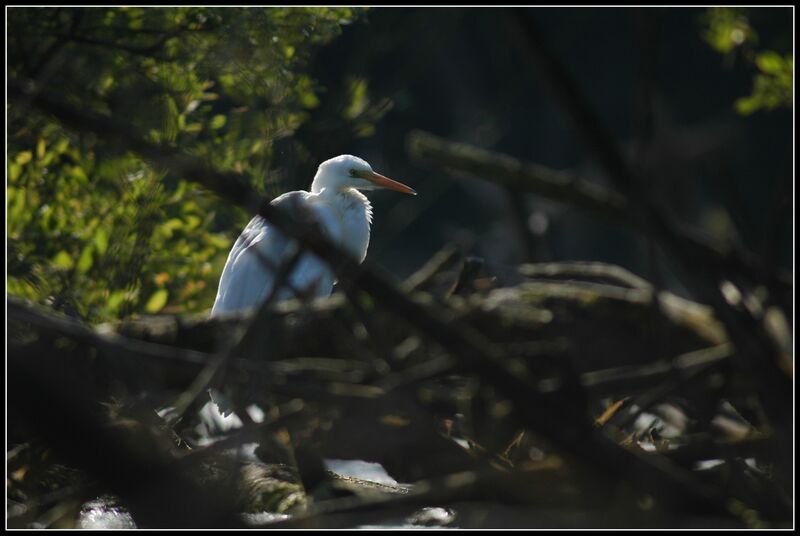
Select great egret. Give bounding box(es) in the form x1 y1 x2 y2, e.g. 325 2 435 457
210 155 416 316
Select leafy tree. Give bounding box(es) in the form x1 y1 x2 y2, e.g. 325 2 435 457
735 51 793 115
701 7 793 115
8 7 364 321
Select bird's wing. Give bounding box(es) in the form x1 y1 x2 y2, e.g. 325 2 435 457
211 191 310 316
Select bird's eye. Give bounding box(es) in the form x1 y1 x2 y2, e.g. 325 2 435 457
349 169 357 177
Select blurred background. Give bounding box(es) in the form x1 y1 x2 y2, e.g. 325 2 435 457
7 7 794 323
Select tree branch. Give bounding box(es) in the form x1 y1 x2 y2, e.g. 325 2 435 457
408 130 630 225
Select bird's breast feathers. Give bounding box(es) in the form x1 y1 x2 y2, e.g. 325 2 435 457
335 190 372 262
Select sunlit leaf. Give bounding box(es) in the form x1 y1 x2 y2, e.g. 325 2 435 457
210 114 227 129
70 166 89 183
9 163 22 182
299 91 319 109
185 214 202 230
77 244 94 273
107 290 128 312
756 51 783 74
735 96 759 115
145 289 169 313
15 151 32 165
207 233 232 249
702 7 756 54
36 138 47 159
94 228 109 255
52 251 75 270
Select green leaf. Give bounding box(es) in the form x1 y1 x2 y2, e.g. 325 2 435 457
9 163 22 182
158 219 182 240
185 214 202 230
15 151 32 165
207 233 232 249
36 138 47 159
107 290 128 312
94 228 109 255
218 73 236 89
702 8 755 54
210 114 227 129
299 91 320 109
756 51 783 74
70 166 89 183
77 244 94 273
735 96 758 115
52 251 75 270
145 289 169 313
53 138 70 154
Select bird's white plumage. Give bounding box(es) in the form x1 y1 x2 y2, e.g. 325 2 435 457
210 155 407 317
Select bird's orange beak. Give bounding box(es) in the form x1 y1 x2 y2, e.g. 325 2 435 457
367 171 417 195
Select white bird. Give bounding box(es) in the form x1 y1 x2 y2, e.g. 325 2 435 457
210 155 416 316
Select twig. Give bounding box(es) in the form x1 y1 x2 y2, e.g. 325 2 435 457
518 261 653 290
447 256 485 297
580 343 733 398
401 243 462 293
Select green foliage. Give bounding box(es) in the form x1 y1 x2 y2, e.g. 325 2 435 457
7 7 364 321
735 52 793 115
702 7 757 54
7 123 230 320
701 8 792 115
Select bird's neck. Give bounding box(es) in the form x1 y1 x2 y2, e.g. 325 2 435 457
315 186 367 211
329 188 372 224
318 188 373 262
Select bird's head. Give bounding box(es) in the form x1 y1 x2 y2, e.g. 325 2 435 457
311 155 416 196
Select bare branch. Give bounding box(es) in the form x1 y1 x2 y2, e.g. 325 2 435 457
408 129 630 225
